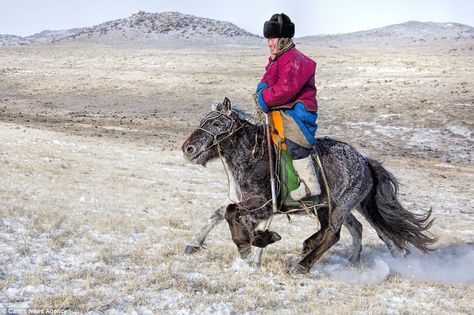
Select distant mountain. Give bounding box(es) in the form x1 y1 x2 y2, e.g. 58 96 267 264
360 21 473 39
298 21 474 45
0 11 260 46
0 29 85 47
25 28 86 43
65 11 261 44
0 34 31 46
2 16 473 47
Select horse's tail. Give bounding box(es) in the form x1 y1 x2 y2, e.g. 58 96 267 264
362 158 437 253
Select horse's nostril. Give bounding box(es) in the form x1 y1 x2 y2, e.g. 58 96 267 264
186 146 195 154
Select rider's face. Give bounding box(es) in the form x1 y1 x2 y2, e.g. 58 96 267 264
267 38 279 55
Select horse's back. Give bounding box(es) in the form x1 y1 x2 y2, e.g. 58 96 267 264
313 137 373 199
314 137 366 163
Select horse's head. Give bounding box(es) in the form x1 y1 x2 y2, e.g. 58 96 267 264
182 97 240 166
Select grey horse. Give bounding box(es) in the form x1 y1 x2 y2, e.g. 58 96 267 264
182 98 436 273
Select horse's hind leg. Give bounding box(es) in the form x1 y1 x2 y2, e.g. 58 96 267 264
185 202 227 254
356 205 409 258
287 206 341 273
293 192 368 273
292 225 342 274
343 213 363 263
300 207 330 255
301 210 362 264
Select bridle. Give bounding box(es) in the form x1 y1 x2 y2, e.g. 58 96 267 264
196 110 246 153
192 110 271 210
192 109 331 221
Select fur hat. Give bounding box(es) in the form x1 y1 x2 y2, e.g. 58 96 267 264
263 13 295 38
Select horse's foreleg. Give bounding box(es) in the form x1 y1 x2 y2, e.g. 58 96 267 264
225 199 275 265
225 203 253 259
185 202 227 254
251 218 281 267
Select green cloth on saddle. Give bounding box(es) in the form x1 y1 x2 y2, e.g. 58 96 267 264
278 150 321 207
278 150 300 207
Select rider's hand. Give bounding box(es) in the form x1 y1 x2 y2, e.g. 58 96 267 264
256 90 270 113
256 81 269 93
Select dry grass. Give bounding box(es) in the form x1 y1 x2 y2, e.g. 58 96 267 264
0 123 472 314
0 41 473 313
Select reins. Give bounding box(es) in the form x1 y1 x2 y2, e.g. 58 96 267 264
195 111 239 152
195 108 332 222
195 110 271 212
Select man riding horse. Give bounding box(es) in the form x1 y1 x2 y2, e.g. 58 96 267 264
181 13 436 272
256 13 320 201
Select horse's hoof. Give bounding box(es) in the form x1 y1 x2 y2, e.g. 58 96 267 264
244 258 261 269
348 255 361 265
184 245 201 254
239 246 252 260
252 230 282 248
288 263 309 275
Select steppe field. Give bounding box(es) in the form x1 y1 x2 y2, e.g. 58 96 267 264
0 40 473 314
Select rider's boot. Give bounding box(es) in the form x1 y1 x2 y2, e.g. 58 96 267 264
290 156 321 200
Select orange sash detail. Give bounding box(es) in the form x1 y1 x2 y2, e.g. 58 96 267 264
269 111 286 150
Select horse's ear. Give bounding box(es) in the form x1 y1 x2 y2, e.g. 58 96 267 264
222 97 232 113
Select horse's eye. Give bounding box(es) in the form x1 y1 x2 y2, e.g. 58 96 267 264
212 121 223 127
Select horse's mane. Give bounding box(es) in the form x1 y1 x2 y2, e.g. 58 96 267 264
211 101 263 126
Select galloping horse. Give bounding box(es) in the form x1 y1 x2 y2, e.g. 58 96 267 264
182 98 435 273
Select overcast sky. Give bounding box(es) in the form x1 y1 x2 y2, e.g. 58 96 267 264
1 0 473 37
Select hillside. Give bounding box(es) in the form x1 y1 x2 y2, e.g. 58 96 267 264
0 34 31 46
2 15 473 47
65 11 261 44
0 11 261 46
298 20 474 45
25 28 86 43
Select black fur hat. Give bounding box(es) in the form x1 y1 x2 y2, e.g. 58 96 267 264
263 13 295 38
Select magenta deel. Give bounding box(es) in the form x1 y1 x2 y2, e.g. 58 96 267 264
260 48 317 111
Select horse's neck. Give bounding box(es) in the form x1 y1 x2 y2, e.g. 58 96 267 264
221 124 266 178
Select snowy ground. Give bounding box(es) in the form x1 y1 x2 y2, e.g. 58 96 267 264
0 122 472 314
0 42 473 313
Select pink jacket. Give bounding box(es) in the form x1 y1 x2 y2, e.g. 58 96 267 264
260 48 317 111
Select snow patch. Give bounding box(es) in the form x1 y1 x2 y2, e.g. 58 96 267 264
345 121 473 163
311 256 390 285
231 258 255 272
434 163 456 169
312 244 474 285
334 259 391 284
446 125 472 138
382 244 474 284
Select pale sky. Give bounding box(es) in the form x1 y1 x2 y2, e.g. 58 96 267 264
1 0 473 37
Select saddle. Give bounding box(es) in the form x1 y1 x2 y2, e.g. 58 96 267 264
269 111 324 211
276 148 322 209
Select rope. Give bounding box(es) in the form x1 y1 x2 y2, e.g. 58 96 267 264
195 107 330 224
196 109 272 215
315 153 337 232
